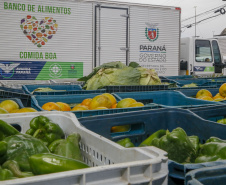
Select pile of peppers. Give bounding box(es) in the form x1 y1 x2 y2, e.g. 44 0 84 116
0 116 89 181
116 127 226 164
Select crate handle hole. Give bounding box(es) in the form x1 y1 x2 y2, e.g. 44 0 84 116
110 122 145 138
111 125 131 133
11 124 21 132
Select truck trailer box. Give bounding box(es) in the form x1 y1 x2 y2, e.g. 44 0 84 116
217 36 226 60
0 0 181 81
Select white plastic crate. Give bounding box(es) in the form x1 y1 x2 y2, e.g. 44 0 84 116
1 112 168 185
1 79 82 89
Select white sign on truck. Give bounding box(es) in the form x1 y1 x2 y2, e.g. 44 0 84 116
0 0 181 81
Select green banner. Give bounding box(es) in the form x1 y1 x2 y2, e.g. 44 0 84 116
204 66 214 72
36 62 83 80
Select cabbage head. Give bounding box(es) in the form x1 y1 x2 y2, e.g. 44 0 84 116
138 67 161 85
83 67 141 90
79 61 162 90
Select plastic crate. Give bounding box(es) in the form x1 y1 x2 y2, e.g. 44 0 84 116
113 90 221 108
1 111 168 185
185 165 226 185
33 89 106 95
0 86 24 93
0 91 31 107
190 104 226 123
177 88 220 98
161 78 180 89
192 76 226 80
165 75 194 80
22 84 83 95
0 98 24 109
170 85 217 90
174 79 226 88
31 93 163 118
104 84 169 93
174 79 212 86
29 89 106 95
78 108 226 185
201 81 226 87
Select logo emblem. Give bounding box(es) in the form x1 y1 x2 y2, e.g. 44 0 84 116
70 64 75 70
145 22 159 42
20 15 58 48
0 63 20 78
49 63 62 78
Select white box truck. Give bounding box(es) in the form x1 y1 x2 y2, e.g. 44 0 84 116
0 0 181 82
180 37 226 76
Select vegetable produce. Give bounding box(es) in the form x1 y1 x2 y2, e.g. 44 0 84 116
0 100 19 113
31 87 66 94
116 138 134 148
217 118 226 124
0 117 88 181
48 133 83 161
195 142 226 163
206 136 226 143
0 166 14 181
196 89 213 99
26 115 65 146
43 93 144 112
29 153 89 175
151 128 197 163
78 61 162 90
1 134 49 171
195 84 226 102
0 120 20 142
139 129 166 147
188 135 200 153
2 160 33 178
182 83 198 88
138 67 161 85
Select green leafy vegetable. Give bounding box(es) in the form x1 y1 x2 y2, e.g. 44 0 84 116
78 61 162 90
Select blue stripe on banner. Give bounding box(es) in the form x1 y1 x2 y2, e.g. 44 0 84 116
0 61 46 80
193 66 205 72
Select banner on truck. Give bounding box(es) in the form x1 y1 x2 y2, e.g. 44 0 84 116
0 61 83 80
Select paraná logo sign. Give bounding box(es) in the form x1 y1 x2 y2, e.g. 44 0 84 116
145 22 159 42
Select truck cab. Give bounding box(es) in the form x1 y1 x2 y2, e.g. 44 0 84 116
180 37 224 76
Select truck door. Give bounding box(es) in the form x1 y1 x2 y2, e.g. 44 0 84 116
95 5 128 67
193 39 214 75
212 40 222 73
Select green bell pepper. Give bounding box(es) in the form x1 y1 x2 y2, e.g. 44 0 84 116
2 134 49 171
116 138 134 148
195 142 226 163
2 160 33 178
0 141 7 165
151 128 197 163
26 116 65 146
48 133 83 161
0 120 19 139
139 129 166 147
0 132 5 141
206 137 226 143
29 153 89 175
0 166 14 181
188 135 200 152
